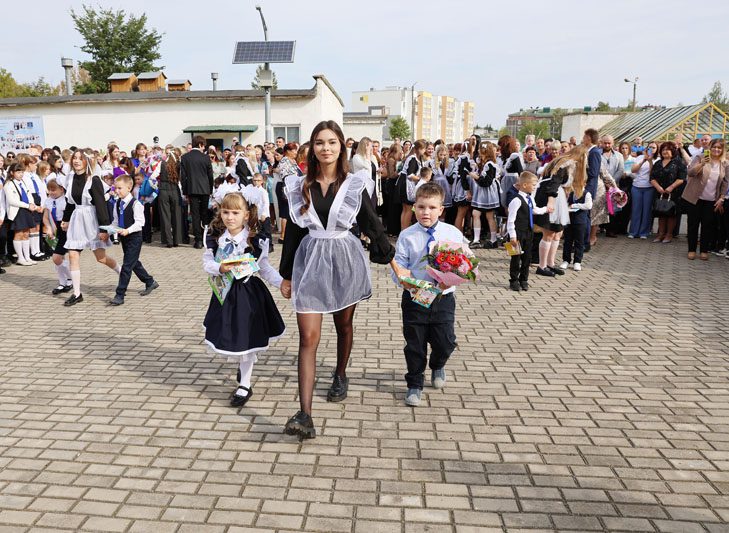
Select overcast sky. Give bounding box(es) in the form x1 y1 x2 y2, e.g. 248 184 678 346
2 0 727 127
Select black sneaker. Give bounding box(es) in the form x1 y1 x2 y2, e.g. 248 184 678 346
327 374 349 402
520 280 529 291
535 267 555 277
109 295 124 306
63 294 83 306
548 266 565 276
509 281 521 292
140 281 159 296
283 411 316 440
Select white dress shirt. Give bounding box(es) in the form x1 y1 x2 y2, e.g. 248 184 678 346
202 227 282 288
112 193 145 234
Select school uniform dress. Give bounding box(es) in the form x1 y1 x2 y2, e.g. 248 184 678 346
471 161 501 210
392 221 462 390
280 170 395 314
203 227 285 359
62 173 111 251
112 194 155 297
534 162 574 232
452 155 474 206
5 179 36 231
431 159 454 208
45 195 68 255
507 191 545 283
498 153 524 208
23 172 46 226
398 155 423 205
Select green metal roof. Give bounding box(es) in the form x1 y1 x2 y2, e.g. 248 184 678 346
183 125 258 133
600 103 728 142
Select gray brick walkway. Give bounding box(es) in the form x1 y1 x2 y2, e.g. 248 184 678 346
1 236 728 532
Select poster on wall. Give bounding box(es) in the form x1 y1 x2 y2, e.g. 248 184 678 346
0 117 45 154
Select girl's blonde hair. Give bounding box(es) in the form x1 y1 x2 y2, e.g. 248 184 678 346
544 145 588 198
37 161 51 177
209 192 259 246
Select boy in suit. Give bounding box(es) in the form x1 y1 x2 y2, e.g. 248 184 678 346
506 172 547 291
392 182 463 407
109 174 159 305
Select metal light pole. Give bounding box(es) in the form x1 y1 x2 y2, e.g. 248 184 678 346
61 57 74 96
410 82 417 139
256 5 273 143
624 77 638 111
211 72 218 91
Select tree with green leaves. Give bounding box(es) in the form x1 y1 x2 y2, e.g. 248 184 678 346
701 81 729 112
251 65 278 90
497 126 510 138
595 101 611 112
0 68 61 98
70 5 163 93
517 120 550 144
389 116 411 140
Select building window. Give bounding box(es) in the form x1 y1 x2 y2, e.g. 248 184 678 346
273 125 300 143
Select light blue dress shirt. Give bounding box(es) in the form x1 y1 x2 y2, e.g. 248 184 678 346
392 221 464 295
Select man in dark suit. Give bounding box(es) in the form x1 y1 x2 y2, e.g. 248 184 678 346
180 135 214 248
582 128 602 251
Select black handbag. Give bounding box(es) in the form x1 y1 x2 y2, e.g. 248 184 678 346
653 193 676 217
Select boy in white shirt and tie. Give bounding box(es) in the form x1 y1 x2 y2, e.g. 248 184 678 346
392 182 462 407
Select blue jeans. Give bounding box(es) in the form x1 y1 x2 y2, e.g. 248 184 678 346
629 186 654 237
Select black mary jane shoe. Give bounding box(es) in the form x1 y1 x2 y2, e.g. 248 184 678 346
52 284 73 295
548 266 565 276
63 294 84 306
283 411 316 440
326 374 349 402
535 267 555 277
230 386 253 407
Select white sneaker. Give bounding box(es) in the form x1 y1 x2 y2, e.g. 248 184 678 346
559 261 569 270
573 262 582 271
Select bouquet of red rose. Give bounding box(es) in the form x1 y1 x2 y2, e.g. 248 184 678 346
422 240 480 287
607 186 628 215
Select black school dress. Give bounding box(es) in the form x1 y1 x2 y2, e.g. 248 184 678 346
203 226 285 359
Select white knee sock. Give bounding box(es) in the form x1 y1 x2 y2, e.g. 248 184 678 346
29 234 40 255
70 270 81 297
238 359 255 389
490 232 497 243
13 241 24 262
62 259 72 283
548 240 560 267
538 240 551 269
21 240 31 262
472 228 481 242
55 263 67 285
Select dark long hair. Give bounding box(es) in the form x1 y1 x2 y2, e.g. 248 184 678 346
301 120 349 214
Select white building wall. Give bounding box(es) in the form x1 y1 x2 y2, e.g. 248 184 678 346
0 78 343 151
343 122 388 143
562 113 621 142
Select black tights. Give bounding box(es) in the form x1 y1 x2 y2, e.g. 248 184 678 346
296 304 357 414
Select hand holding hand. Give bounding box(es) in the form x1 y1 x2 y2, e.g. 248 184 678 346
99 232 109 242
119 229 129 237
61 221 68 231
280 279 292 299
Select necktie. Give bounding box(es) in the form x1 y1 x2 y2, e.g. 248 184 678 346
51 200 57 222
425 226 436 254
31 178 39 196
526 196 534 229
223 238 235 255
18 182 29 203
119 201 125 228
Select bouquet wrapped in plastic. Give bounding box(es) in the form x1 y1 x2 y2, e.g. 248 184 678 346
606 187 628 215
422 240 480 287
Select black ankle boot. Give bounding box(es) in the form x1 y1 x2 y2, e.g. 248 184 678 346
284 411 316 440
327 374 349 402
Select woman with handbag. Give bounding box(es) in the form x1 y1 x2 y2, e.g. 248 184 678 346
649 142 686 243
681 139 728 260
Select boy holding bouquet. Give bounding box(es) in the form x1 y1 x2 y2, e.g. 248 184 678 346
392 182 465 407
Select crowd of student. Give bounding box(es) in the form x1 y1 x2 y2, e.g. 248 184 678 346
0 123 727 439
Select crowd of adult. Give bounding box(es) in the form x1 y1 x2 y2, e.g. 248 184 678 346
0 128 727 283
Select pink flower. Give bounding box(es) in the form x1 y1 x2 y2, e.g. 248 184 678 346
457 263 469 275
440 262 452 273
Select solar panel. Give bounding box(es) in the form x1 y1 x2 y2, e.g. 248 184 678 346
232 41 296 64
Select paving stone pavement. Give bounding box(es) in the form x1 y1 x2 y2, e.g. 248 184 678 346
1 234 728 533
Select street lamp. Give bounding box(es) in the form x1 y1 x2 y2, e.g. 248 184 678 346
255 5 272 143
410 82 417 139
624 77 638 111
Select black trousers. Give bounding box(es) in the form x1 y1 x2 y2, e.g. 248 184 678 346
401 291 457 390
116 233 154 297
158 187 182 245
188 194 210 243
563 222 587 264
685 199 718 253
142 203 153 242
509 230 533 282
0 218 12 258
